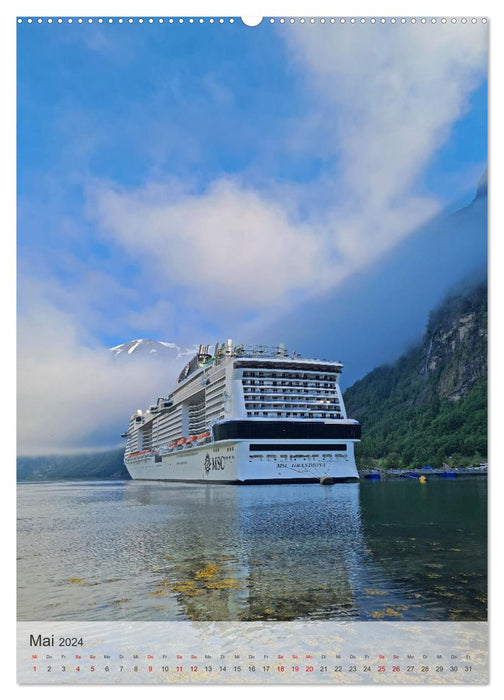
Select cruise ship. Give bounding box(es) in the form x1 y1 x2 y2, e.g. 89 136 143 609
122 341 361 483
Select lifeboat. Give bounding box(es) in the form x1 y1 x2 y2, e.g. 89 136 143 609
126 449 152 460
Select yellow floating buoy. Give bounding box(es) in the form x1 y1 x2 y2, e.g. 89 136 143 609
419 476 427 483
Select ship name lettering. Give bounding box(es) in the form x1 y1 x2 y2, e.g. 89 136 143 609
292 462 325 469
211 456 227 470
277 461 326 470
205 454 232 471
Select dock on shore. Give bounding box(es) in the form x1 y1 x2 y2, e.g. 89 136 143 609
360 467 487 479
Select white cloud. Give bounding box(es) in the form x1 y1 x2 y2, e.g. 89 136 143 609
91 177 327 309
285 21 487 208
17 261 142 340
88 22 486 317
17 296 184 455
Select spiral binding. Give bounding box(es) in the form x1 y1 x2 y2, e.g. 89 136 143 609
17 17 488 25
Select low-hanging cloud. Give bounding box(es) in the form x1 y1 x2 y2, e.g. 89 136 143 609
17 296 185 455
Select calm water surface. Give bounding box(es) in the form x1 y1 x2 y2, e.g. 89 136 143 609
17 478 487 622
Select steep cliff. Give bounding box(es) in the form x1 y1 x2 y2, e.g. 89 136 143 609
344 282 487 468
421 284 487 402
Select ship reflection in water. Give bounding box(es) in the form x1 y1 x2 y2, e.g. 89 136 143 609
17 476 486 622
136 482 364 622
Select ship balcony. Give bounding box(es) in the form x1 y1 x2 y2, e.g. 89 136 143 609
189 423 207 433
242 378 336 387
244 398 340 409
243 389 338 400
245 410 342 419
241 370 338 380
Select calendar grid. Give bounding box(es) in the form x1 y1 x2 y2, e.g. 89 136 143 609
18 621 488 684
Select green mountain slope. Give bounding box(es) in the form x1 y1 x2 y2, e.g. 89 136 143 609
17 447 129 481
344 283 487 469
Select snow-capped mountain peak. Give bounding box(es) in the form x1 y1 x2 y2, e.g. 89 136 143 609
109 339 198 360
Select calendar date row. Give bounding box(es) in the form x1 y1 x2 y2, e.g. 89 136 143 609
33 663 473 674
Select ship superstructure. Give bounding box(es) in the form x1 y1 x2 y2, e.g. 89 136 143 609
122 341 360 483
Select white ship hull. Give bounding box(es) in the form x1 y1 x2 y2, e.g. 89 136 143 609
125 439 359 483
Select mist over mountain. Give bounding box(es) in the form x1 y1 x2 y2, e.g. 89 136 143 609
257 175 487 389
472 169 487 202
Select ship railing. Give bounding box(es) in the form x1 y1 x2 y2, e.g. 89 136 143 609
215 343 289 358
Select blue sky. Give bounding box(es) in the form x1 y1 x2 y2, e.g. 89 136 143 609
17 17 487 452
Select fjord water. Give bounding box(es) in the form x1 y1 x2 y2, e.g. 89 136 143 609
17 478 487 622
